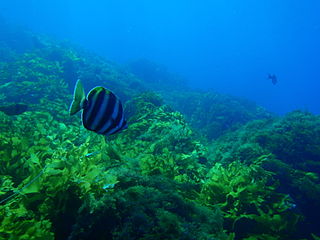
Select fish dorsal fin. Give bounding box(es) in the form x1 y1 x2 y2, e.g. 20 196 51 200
86 87 115 106
87 86 111 99
69 80 86 115
87 87 104 98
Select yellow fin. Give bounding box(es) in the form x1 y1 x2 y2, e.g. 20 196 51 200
69 80 86 115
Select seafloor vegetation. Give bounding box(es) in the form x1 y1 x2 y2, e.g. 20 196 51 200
0 19 320 240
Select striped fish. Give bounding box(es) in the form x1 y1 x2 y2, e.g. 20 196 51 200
69 80 127 136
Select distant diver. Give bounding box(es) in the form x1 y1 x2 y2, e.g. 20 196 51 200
268 73 278 85
69 80 128 136
0 103 28 115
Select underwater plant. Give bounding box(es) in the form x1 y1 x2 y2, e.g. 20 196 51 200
208 111 320 238
1 22 319 240
200 156 302 239
161 90 272 140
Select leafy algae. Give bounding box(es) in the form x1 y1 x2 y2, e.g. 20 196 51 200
0 22 319 240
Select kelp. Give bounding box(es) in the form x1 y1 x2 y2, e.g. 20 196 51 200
199 155 301 239
116 92 208 185
0 22 319 240
208 111 320 238
0 93 224 239
0 110 124 238
161 90 273 140
68 180 227 240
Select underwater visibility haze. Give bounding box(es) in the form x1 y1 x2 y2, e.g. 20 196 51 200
1 0 320 114
0 1 320 240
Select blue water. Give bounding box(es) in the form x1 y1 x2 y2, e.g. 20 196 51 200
1 0 319 114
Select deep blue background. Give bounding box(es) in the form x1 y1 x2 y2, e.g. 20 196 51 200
1 0 319 114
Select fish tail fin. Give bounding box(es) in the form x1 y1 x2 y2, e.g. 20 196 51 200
69 80 86 115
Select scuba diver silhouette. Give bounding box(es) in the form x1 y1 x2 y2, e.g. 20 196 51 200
268 74 278 85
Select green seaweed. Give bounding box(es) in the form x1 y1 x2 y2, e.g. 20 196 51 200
0 22 319 240
199 156 301 239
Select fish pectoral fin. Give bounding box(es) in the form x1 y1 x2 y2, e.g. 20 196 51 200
69 80 86 115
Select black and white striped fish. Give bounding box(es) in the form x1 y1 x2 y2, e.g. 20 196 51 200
69 80 127 136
